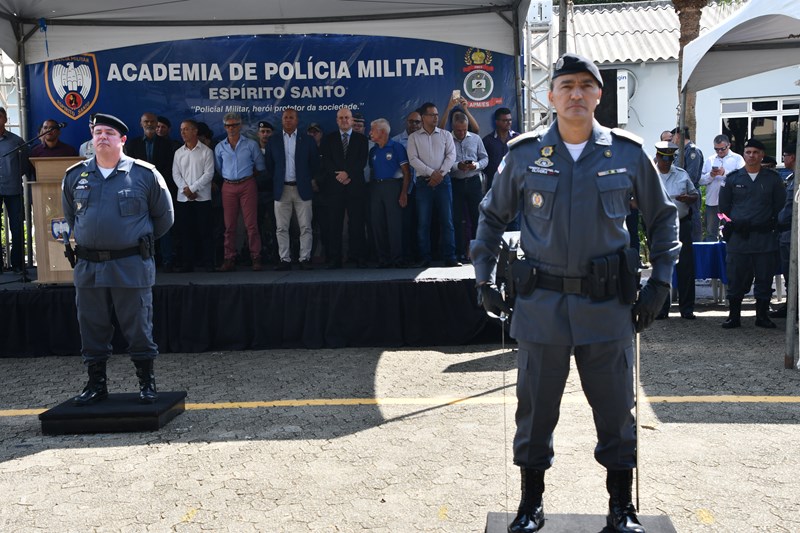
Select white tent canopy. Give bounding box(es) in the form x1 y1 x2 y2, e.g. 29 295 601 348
0 0 530 65
681 0 800 93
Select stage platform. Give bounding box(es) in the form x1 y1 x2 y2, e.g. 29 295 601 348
0 263 493 357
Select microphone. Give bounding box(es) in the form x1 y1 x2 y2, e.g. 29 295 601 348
57 122 67 129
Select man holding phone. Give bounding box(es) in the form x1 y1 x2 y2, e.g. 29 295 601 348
450 112 488 263
699 134 744 240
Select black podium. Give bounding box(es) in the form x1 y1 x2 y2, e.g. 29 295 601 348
39 391 187 435
486 512 677 532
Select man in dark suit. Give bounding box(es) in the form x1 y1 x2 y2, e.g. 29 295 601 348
124 111 179 271
264 108 320 270
319 107 369 269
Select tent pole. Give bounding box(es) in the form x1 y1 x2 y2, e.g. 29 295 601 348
786 133 800 369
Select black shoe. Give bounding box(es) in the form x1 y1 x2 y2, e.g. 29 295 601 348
134 360 157 404
356 260 369 269
327 262 342 270
274 261 291 271
299 260 313 270
769 305 788 319
378 262 391 269
655 313 668 320
414 260 431 269
444 259 463 267
606 470 644 533
508 468 545 533
73 362 109 406
755 316 777 329
680 312 696 320
161 263 174 273
721 317 741 329
755 299 777 329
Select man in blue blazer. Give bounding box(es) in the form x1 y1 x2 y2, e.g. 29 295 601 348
264 108 320 270
319 108 370 269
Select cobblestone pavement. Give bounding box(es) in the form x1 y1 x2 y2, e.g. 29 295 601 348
1 310 799 532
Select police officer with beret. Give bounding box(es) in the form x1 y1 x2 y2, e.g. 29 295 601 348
471 53 679 533
62 113 174 405
719 138 785 329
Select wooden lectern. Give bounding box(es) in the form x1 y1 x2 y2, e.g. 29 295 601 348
29 156 83 284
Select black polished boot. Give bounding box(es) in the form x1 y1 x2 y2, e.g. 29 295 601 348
606 469 645 533
73 362 109 406
721 298 742 329
755 299 777 329
508 467 545 533
134 360 158 403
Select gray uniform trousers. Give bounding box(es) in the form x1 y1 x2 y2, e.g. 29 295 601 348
76 285 158 364
514 337 636 471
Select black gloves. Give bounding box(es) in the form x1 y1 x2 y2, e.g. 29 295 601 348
631 278 671 333
477 283 512 317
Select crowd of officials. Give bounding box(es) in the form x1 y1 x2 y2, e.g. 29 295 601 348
2 99 520 275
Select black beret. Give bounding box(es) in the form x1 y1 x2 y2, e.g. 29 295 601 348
744 138 766 151
352 112 365 124
156 116 171 128
306 122 322 133
196 122 213 139
670 126 690 138
655 141 679 160
93 113 128 135
783 145 796 155
553 53 603 88
258 121 274 130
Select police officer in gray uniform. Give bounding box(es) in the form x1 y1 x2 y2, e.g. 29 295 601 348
471 54 679 533
62 113 174 405
719 138 784 329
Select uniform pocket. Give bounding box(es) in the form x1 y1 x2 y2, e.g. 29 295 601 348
74 189 90 215
523 175 559 220
118 189 144 217
596 174 631 219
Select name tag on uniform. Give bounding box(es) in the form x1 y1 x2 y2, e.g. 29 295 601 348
598 168 627 176
735 184 746 188
528 165 559 176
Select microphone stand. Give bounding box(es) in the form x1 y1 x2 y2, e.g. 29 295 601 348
0 123 61 283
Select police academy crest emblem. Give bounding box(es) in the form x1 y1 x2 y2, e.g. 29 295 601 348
531 192 544 208
45 54 100 120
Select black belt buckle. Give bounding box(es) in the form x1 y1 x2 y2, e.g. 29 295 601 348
562 277 583 295
98 251 111 261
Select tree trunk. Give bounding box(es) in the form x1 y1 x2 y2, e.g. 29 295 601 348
673 0 708 136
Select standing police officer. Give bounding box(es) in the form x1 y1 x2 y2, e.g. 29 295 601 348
62 113 174 405
719 138 784 329
471 53 679 533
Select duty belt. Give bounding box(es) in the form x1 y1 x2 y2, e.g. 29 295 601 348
75 245 140 262
535 271 590 296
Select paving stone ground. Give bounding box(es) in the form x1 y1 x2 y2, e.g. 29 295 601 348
1 300 799 532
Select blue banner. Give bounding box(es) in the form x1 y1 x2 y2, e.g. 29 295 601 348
26 34 517 148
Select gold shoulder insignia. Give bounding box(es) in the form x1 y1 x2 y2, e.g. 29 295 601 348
610 128 643 146
508 131 540 150
133 159 156 170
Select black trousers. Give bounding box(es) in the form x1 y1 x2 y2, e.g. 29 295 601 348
451 174 483 257
326 189 367 265
662 215 695 315
726 249 779 301
175 200 213 269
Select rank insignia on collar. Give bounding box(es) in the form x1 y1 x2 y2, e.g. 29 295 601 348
535 157 553 168
540 145 554 157
531 192 544 208
604 149 612 158
80 172 89 177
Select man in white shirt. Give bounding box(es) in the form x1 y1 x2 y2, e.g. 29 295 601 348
172 119 215 272
699 134 744 240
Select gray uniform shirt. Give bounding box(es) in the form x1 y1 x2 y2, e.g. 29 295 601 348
62 155 174 288
719 167 784 254
471 120 679 346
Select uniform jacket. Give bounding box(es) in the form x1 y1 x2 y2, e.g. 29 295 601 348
319 130 369 195
471 119 679 346
62 155 174 288
719 166 784 254
265 131 320 202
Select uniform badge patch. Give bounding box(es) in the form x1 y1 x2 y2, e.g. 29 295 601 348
535 157 553 168
385 153 393 160
78 178 88 184
604 149 612 158
531 192 544 208
540 145 554 157
80 172 89 178
690 153 696 160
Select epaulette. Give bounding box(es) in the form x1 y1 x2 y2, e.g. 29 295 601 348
507 131 540 150
65 159 87 173
133 159 156 170
611 128 643 146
